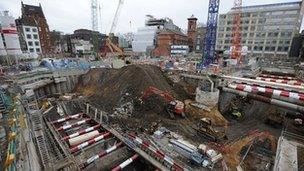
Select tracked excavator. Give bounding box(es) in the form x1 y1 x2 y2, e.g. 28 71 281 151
137 86 185 119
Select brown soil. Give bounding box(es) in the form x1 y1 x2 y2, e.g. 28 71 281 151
185 100 228 127
75 65 190 112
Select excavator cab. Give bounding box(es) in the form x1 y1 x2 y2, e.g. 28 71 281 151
166 100 185 118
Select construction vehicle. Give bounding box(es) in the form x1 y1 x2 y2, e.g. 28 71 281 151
197 117 227 142
138 86 185 118
100 0 126 59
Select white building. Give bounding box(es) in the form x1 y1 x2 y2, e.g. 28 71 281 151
22 26 42 54
216 1 304 58
72 39 93 54
0 11 22 56
132 26 158 52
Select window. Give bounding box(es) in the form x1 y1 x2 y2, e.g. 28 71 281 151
284 47 289 52
26 34 31 39
249 33 254 37
33 34 38 39
272 40 277 44
278 46 283 51
35 41 39 46
226 27 231 31
250 26 255 31
28 41 33 46
25 28 30 32
36 48 40 53
29 48 34 52
252 13 258 17
270 47 276 51
32 28 37 32
285 40 291 45
251 19 257 24
265 46 270 51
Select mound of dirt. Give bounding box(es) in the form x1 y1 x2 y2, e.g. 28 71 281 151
75 65 190 112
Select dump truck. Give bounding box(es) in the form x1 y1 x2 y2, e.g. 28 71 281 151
197 117 227 142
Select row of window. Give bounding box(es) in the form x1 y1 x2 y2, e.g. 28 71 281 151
25 27 37 33
218 32 293 39
26 34 39 40
217 45 289 52
27 41 40 46
218 39 291 45
220 10 298 19
29 48 41 53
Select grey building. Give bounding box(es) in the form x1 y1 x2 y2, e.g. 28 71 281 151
216 1 304 58
195 26 207 53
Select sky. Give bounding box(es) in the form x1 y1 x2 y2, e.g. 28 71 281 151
0 0 302 34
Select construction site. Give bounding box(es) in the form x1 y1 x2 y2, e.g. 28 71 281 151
1 0 304 171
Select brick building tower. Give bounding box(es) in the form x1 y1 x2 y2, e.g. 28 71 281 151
187 15 198 52
20 2 52 54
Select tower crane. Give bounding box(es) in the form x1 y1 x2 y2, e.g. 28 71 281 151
202 0 220 68
202 0 242 68
231 0 242 62
101 0 125 58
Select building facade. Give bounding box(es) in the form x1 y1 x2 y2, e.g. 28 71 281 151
187 15 198 52
0 11 22 56
132 16 183 53
19 2 52 54
195 26 207 53
216 1 304 58
22 26 41 53
152 29 188 57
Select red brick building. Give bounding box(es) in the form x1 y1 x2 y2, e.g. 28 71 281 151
20 2 52 54
152 29 188 57
187 15 198 52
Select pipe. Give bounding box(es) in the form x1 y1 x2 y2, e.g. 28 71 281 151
128 133 188 171
221 75 304 93
220 87 304 113
51 113 83 124
56 118 91 131
70 132 111 153
256 77 304 86
259 74 302 81
111 154 139 171
169 139 194 154
69 130 100 146
81 142 124 169
228 83 304 105
62 124 101 141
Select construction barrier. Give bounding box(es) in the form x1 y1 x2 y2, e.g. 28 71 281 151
70 132 111 153
51 113 83 124
81 142 124 168
256 77 304 86
111 154 139 171
62 124 101 141
56 118 91 131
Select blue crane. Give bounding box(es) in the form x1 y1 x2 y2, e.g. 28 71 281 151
200 0 220 69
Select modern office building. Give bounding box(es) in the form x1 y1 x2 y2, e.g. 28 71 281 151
216 1 304 58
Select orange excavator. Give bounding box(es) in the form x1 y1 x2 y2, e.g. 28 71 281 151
138 86 185 119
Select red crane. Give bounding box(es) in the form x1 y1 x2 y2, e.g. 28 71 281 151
231 0 242 62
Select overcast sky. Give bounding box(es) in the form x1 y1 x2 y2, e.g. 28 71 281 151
0 0 302 34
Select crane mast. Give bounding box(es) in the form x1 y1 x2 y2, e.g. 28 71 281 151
91 0 99 31
110 0 124 34
202 0 220 68
231 0 242 62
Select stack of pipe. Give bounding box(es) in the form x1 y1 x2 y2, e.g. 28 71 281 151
51 113 83 124
70 132 111 153
128 133 189 171
56 118 91 131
